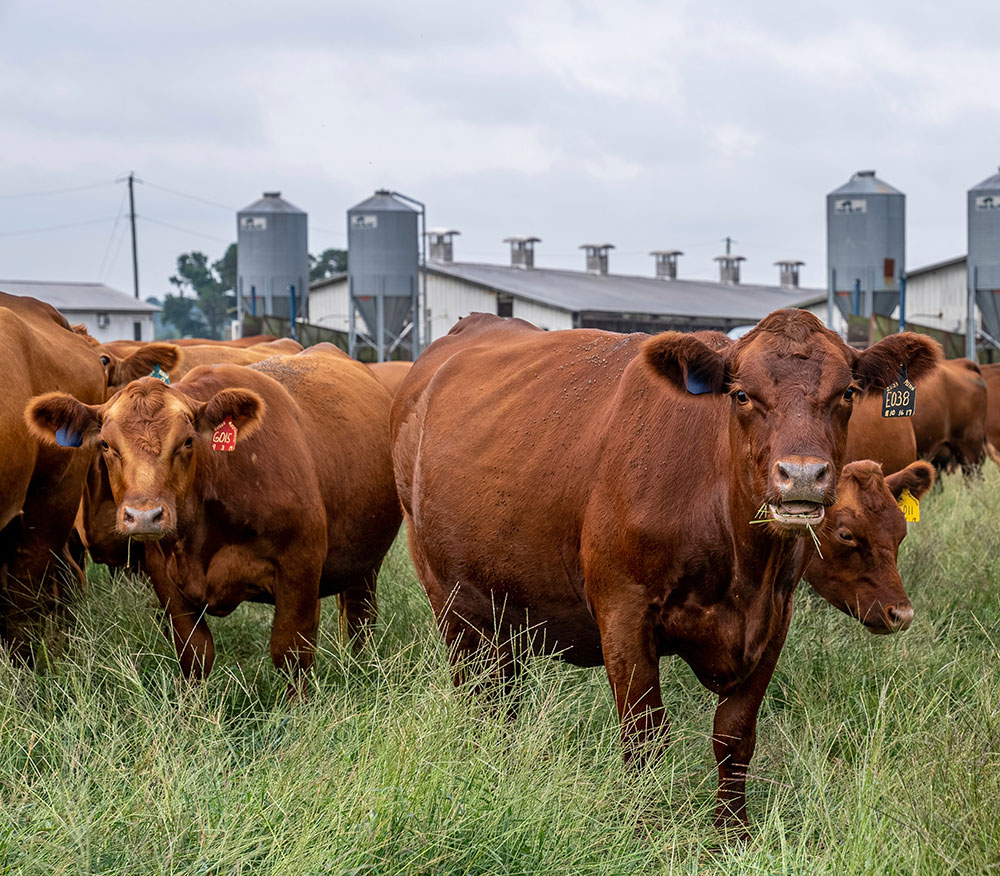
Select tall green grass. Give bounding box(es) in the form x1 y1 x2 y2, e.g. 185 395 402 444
1 470 998 874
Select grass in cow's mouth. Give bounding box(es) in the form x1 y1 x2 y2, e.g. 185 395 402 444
749 504 824 557
1 469 998 874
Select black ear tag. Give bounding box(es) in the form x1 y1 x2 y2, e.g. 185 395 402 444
882 364 916 418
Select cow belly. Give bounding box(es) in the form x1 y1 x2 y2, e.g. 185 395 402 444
200 546 279 615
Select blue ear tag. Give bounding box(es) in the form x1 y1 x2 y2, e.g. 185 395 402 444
149 364 170 384
55 426 82 448
685 371 714 395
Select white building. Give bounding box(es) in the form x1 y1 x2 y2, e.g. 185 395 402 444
0 279 159 342
310 235 823 350
902 256 969 335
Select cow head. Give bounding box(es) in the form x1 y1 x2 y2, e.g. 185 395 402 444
101 343 182 395
643 310 940 533
806 460 934 633
26 377 265 539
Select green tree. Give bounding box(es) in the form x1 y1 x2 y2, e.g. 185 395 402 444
164 245 237 339
309 248 347 281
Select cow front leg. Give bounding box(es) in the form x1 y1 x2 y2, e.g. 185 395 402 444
271 578 320 700
599 610 666 762
146 546 215 680
711 612 791 838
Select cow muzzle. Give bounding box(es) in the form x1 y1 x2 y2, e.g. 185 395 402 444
768 458 834 526
863 601 914 635
118 502 171 539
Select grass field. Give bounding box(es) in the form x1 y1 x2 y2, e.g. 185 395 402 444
1 470 999 875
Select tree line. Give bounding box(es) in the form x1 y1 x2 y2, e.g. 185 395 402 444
154 245 347 339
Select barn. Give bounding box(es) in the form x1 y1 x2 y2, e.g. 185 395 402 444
309 233 824 350
0 279 159 342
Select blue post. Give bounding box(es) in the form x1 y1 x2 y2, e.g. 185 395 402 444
853 278 861 316
250 285 256 317
898 273 906 332
289 284 297 342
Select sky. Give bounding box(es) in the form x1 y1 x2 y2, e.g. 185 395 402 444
1 0 998 297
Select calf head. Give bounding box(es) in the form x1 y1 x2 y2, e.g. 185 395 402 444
26 377 265 539
806 460 934 633
643 310 940 533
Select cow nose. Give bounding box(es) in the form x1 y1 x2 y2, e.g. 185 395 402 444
122 505 165 535
885 603 914 632
774 460 832 502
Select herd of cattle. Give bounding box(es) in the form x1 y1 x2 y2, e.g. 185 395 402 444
2 289 998 836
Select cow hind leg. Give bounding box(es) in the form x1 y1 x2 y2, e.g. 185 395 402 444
335 567 378 646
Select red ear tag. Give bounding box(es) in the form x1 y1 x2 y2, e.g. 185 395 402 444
211 417 238 452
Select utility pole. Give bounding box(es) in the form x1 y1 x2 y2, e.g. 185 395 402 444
116 171 141 299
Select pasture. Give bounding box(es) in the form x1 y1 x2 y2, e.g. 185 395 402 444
1 470 998 875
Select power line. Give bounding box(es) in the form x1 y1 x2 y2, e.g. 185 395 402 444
0 216 118 237
143 180 236 212
97 185 129 281
140 215 231 245
0 180 115 200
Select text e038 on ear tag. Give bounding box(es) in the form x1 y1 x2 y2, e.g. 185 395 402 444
882 365 916 418
211 417 238 452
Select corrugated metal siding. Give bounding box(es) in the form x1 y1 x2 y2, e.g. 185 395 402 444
424 273 496 342
309 280 351 332
905 261 969 333
510 297 573 331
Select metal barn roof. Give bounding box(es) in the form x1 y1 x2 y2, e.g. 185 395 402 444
0 280 160 313
425 262 823 321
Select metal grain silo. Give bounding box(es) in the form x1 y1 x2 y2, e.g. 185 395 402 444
827 170 905 320
236 191 308 327
969 167 1000 343
347 189 419 361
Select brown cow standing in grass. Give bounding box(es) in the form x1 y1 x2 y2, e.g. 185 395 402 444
0 293 109 656
911 357 988 476
980 362 1000 465
368 361 414 397
391 310 939 834
26 349 400 688
804 459 933 630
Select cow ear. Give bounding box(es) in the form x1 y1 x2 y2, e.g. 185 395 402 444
852 332 941 391
108 343 182 387
884 460 935 501
194 388 266 441
24 392 103 449
642 332 727 395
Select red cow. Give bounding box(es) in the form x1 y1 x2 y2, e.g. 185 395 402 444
390 310 939 834
26 349 400 688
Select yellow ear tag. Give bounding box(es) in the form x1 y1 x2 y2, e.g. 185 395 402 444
898 488 920 522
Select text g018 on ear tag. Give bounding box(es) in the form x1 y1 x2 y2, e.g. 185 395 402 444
882 364 916 418
211 417 238 452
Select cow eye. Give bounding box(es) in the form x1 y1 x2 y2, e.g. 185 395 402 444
99 355 111 367
735 390 749 404
183 437 194 449
837 529 854 543
843 387 856 402
99 440 110 451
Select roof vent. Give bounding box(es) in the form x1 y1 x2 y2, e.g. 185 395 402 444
503 235 541 269
650 250 683 280
426 228 460 263
714 255 745 285
580 243 614 275
856 170 876 178
775 260 804 288
263 191 281 198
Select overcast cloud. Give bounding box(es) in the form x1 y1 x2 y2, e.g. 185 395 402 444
1 0 997 297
